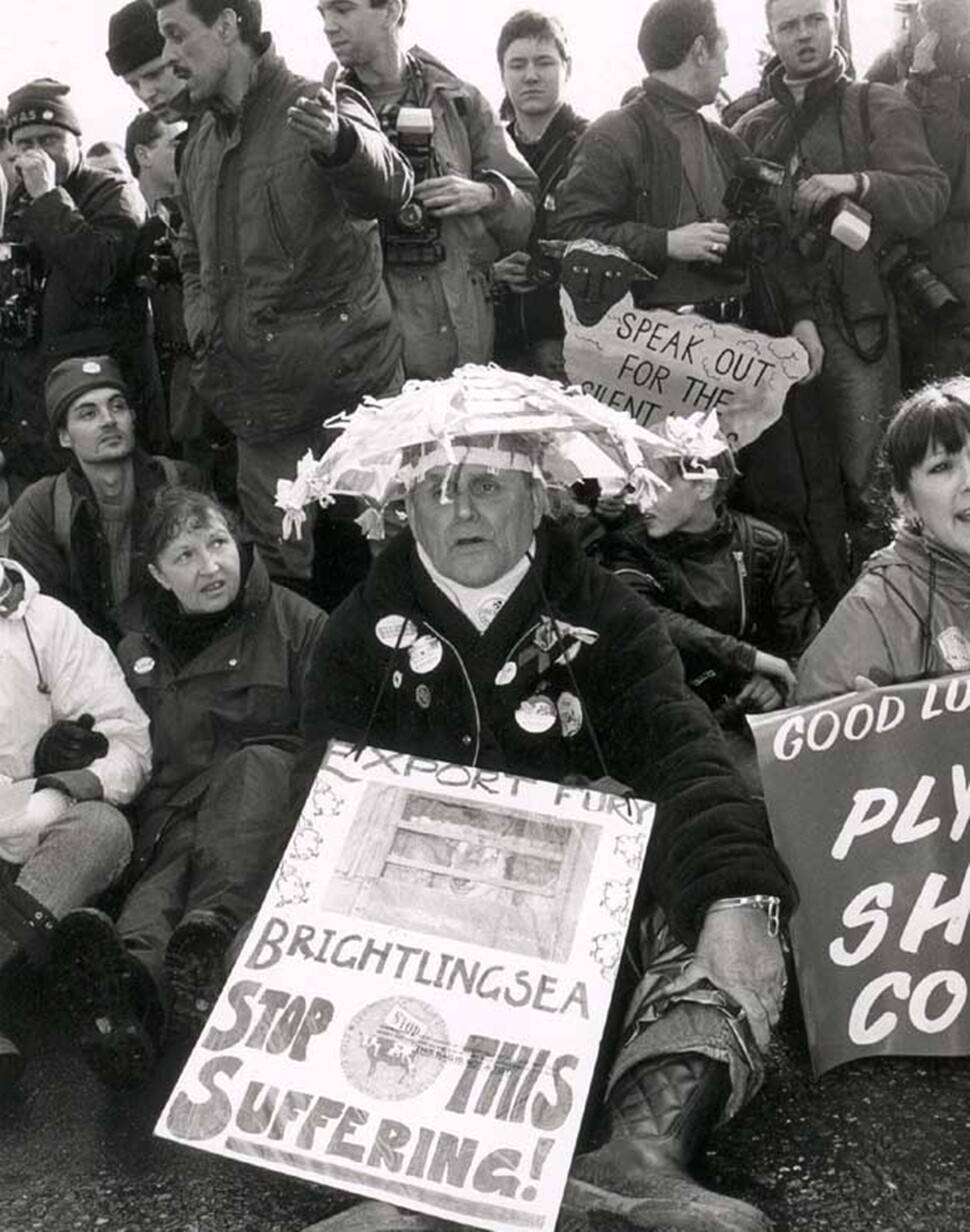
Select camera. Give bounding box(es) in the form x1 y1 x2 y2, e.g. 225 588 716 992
0 242 43 350
382 106 445 266
796 193 872 262
879 238 964 325
145 237 180 287
701 156 788 284
525 238 566 287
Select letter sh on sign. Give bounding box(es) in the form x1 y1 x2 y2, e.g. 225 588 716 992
749 676 970 1075
156 743 655 1231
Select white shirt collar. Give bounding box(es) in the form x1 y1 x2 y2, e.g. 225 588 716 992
416 540 535 633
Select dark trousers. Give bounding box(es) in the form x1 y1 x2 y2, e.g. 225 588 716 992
119 745 296 997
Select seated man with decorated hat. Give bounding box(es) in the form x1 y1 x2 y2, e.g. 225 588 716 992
282 365 795 1232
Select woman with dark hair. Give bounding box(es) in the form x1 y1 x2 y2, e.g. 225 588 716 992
50 488 327 1087
797 378 970 701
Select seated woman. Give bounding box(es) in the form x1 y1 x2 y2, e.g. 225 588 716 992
0 555 150 1093
595 423 819 783
798 378 970 701
50 488 327 1087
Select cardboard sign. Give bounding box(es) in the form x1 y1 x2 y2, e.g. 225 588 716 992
157 742 654 1232
562 292 809 449
750 675 970 1076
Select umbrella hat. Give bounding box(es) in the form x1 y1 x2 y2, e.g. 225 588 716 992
275 365 730 541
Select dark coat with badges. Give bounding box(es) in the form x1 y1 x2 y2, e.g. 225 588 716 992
300 521 794 944
116 552 326 868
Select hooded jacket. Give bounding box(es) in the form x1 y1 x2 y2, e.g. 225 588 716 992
115 551 326 866
176 38 412 442
0 558 151 861
796 529 970 701
300 522 795 944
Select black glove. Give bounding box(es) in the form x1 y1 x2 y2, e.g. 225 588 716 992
33 714 109 775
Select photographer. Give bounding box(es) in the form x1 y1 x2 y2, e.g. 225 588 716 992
554 0 821 364
491 11 588 382
0 79 162 498
734 0 949 582
319 0 538 381
870 0 970 386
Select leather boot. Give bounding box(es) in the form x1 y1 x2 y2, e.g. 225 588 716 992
560 1053 771 1232
164 908 236 1044
48 908 165 1089
0 881 58 1097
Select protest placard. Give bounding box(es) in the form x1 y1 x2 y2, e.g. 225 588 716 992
749 674 970 1076
156 741 654 1232
561 285 809 449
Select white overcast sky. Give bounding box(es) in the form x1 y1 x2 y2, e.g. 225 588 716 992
2 0 892 148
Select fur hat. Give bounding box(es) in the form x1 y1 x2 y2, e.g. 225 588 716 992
107 1 166 76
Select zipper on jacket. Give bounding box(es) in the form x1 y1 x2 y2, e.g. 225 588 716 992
419 618 482 766
265 184 295 270
733 549 748 637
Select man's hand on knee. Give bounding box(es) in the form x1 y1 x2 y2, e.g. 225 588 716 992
666 904 787 1050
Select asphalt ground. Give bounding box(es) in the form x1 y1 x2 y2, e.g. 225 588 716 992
2 967 969 1232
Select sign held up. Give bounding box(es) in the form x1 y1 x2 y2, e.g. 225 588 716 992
750 674 970 1076
156 742 654 1232
560 242 809 449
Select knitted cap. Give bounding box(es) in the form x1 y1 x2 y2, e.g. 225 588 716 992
107 1 166 76
45 356 129 431
7 80 82 138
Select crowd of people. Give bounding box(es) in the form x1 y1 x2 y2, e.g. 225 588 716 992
2 0 970 1230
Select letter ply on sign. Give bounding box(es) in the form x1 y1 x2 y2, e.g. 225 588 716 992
750 676 970 1075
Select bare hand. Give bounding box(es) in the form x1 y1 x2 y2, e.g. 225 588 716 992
793 173 857 223
413 175 495 217
792 318 825 383
736 673 785 713
667 220 732 264
492 251 533 290
752 651 797 701
286 88 341 159
15 149 57 200
911 30 941 74
666 906 787 1051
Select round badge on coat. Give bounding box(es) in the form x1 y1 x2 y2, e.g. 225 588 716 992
375 616 419 650
495 661 517 687
132 657 155 675
515 695 557 734
557 692 584 739
416 684 432 710
409 635 443 676
392 670 403 690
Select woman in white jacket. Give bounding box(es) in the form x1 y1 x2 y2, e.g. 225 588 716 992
0 557 151 1091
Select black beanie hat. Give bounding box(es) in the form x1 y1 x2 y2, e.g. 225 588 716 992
107 0 165 76
6 80 82 138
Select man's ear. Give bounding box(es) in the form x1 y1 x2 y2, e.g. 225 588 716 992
148 562 172 591
217 6 241 43
690 33 709 65
135 142 151 172
696 476 719 504
57 425 72 451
